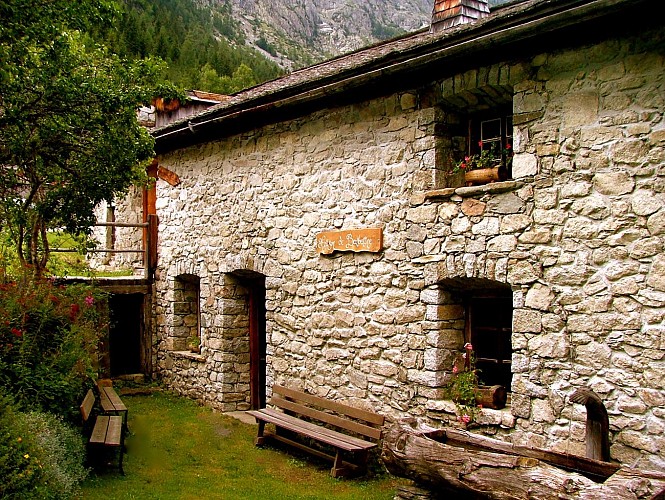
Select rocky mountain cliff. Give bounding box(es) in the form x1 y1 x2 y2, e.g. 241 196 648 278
217 0 514 70
220 0 433 70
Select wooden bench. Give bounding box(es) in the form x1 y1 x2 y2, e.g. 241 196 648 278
247 385 385 477
80 389 125 474
97 382 129 433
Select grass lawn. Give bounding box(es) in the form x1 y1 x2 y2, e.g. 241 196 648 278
80 390 405 499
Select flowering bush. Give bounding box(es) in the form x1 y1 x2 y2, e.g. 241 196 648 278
0 392 87 499
0 278 107 421
452 141 512 174
445 343 482 426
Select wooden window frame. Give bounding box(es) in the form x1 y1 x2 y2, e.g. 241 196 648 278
463 290 513 390
466 108 513 177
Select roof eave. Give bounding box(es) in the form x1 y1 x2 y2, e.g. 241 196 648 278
153 0 656 154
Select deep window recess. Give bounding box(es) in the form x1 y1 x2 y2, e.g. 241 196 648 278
173 274 201 351
467 109 513 178
465 291 513 390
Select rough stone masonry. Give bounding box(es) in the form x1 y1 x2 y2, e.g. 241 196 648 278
105 25 664 470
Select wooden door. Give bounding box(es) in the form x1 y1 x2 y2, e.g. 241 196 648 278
248 277 266 409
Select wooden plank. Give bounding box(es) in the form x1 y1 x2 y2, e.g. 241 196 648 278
248 409 376 451
103 387 128 412
271 395 382 440
273 385 385 426
260 408 377 449
80 389 95 422
105 416 123 446
441 429 620 480
90 416 110 445
98 387 115 412
249 409 369 450
268 432 360 475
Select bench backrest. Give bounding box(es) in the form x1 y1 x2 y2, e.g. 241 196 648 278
80 389 96 424
270 385 385 441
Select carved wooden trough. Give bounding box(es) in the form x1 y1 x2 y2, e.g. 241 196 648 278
382 421 665 499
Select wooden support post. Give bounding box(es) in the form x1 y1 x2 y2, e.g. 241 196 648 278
255 421 266 446
570 387 610 462
146 214 158 280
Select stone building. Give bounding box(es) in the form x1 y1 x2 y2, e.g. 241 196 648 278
106 0 664 470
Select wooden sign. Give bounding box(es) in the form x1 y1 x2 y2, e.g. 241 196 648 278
316 228 383 255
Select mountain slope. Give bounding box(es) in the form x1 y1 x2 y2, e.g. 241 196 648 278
223 0 433 69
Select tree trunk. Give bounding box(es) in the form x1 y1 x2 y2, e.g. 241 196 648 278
381 423 665 500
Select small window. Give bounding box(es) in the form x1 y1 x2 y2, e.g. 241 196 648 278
465 291 512 389
173 274 201 351
468 109 513 177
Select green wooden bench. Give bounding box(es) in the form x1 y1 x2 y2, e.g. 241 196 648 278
247 385 385 477
80 389 125 474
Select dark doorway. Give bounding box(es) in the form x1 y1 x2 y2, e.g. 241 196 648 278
108 294 143 376
247 276 267 409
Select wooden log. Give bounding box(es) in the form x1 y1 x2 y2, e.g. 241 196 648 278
475 385 507 410
381 423 665 500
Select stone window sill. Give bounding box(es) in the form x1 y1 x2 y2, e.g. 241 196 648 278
172 350 206 362
426 399 515 429
411 180 523 206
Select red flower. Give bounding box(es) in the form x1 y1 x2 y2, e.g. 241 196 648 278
69 303 80 320
11 328 22 337
505 143 512 149
478 140 483 148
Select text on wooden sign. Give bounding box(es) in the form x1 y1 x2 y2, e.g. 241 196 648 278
316 228 383 254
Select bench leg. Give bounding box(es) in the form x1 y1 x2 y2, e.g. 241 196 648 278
357 449 369 476
331 449 347 478
118 445 125 476
255 420 266 446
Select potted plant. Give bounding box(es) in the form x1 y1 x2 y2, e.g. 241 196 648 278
445 343 480 426
445 343 508 426
187 335 201 354
452 141 512 186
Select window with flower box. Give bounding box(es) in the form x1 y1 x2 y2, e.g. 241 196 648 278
436 98 514 188
460 109 514 179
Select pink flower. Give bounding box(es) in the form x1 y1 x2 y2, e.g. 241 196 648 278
458 414 471 424
85 295 94 306
452 365 458 374
464 342 473 351
69 303 80 320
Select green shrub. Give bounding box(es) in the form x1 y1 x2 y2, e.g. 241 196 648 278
0 279 107 421
0 393 88 499
0 393 45 498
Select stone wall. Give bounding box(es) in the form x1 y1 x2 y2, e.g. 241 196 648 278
89 188 145 274
119 28 663 469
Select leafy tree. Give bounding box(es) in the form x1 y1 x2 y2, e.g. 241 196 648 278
0 0 179 277
223 63 257 94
